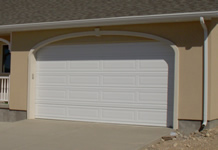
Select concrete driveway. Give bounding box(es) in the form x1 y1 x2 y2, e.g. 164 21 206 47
0 119 172 150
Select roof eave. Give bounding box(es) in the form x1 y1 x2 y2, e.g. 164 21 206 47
0 11 218 33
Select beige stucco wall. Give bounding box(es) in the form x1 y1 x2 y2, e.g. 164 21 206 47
10 22 205 120
208 18 218 120
0 35 10 42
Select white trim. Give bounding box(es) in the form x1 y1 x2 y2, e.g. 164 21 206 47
27 49 36 119
1 11 218 33
27 30 180 129
10 32 13 51
200 17 208 127
0 38 11 51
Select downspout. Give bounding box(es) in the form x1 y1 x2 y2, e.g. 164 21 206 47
200 17 208 130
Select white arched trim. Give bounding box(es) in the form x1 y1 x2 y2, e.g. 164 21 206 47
0 38 11 51
27 30 180 129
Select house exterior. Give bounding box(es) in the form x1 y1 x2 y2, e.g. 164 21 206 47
0 0 218 132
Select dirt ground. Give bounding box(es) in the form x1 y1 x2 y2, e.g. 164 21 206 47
145 126 218 150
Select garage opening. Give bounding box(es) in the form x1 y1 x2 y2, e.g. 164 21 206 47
35 41 174 127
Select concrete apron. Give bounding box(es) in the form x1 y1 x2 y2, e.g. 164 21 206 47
0 119 172 150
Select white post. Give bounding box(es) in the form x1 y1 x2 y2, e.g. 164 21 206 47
7 78 9 102
3 79 6 101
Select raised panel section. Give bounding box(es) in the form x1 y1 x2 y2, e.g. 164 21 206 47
70 61 100 70
139 92 167 104
36 89 66 99
138 110 167 125
103 76 136 86
103 60 136 70
35 105 66 117
37 61 67 71
37 75 67 85
68 107 99 119
102 91 135 102
138 74 168 87
70 75 100 85
139 60 168 71
69 91 99 101
102 108 135 121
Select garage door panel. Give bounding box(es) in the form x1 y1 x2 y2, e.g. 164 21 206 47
102 91 135 102
37 73 169 86
138 92 167 103
37 75 67 85
69 75 100 86
37 61 67 70
139 76 168 87
103 75 136 86
37 60 171 73
63 73 168 87
35 104 167 126
36 86 168 91
67 107 100 119
70 61 100 70
102 60 136 70
69 91 100 101
35 105 66 117
102 108 135 121
36 89 67 99
35 100 167 110
138 110 166 124
139 60 168 71
36 42 174 127
36 87 168 104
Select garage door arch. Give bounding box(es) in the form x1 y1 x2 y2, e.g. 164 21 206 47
27 29 179 129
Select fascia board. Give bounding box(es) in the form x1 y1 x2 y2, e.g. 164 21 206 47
0 11 218 33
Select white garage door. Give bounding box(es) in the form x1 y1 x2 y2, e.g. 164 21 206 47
35 42 174 127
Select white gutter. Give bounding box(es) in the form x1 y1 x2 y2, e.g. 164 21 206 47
200 17 208 128
0 11 218 33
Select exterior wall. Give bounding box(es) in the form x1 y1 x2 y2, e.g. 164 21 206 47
0 35 10 42
10 22 204 121
9 52 29 110
208 18 218 120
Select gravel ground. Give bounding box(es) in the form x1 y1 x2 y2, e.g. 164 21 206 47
144 126 218 150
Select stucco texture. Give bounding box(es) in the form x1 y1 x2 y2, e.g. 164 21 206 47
9 21 206 120
208 18 218 121
0 35 10 42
